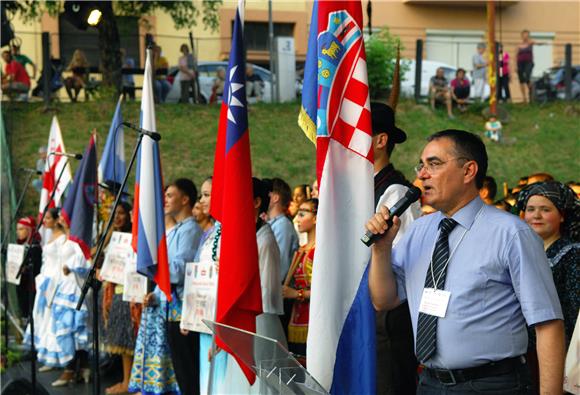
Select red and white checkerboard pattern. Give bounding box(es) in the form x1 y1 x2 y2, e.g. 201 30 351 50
330 56 373 162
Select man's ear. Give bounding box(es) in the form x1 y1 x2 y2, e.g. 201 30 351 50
464 161 479 186
375 133 388 150
254 197 262 210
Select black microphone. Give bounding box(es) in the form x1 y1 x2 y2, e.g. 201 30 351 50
19 167 43 175
361 186 421 247
122 122 162 141
49 151 83 160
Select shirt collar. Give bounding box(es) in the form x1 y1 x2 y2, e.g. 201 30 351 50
268 213 285 224
170 216 194 233
449 196 484 231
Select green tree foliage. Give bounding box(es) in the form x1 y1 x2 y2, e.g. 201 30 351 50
365 28 407 99
2 1 221 93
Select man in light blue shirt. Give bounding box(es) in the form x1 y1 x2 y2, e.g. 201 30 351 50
267 177 299 282
367 130 565 394
157 178 201 395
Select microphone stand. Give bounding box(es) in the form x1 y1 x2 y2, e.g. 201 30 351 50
76 132 145 395
13 157 70 395
1 170 36 356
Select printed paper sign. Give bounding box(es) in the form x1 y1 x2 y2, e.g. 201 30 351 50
101 232 134 285
6 244 25 285
122 259 148 303
180 260 218 334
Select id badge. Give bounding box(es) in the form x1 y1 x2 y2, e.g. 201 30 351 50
419 288 451 318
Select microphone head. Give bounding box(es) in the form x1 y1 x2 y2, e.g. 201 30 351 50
74 153 83 160
407 186 422 202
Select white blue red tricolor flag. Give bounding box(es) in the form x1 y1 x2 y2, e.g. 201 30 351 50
210 0 262 385
61 134 97 260
131 48 171 301
299 1 376 393
98 95 126 188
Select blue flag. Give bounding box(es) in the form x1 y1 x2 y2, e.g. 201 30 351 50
98 96 126 188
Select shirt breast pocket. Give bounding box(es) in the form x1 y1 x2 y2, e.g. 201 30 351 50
449 271 488 317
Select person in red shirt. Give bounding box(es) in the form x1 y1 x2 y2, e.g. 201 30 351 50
2 50 30 96
451 68 471 112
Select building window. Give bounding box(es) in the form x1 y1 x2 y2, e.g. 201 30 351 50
238 21 294 51
58 15 139 69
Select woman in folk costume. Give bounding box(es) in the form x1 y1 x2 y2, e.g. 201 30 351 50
49 214 92 386
283 198 318 361
192 177 228 394
24 209 66 371
129 190 181 395
15 215 42 321
100 202 142 395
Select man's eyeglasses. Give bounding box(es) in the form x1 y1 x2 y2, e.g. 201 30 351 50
414 157 470 175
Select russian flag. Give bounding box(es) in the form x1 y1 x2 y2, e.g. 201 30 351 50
61 134 97 260
131 48 171 301
300 1 376 393
98 95 126 189
210 0 263 385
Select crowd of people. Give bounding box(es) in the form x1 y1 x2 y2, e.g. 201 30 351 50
9 99 577 395
1 41 266 105
429 29 545 119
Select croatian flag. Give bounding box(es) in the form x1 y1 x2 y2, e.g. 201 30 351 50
39 116 72 214
98 95 126 188
61 134 97 259
210 0 262 384
131 48 171 301
299 1 376 393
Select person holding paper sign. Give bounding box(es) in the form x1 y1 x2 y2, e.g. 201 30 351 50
366 130 565 394
140 178 202 395
15 216 42 321
100 202 140 395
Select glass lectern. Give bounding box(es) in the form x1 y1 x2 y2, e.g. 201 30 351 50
203 320 329 395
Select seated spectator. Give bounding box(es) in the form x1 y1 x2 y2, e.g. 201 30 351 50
480 176 497 205
1 50 31 99
429 67 454 119
121 48 136 101
484 116 503 143
451 68 470 112
153 45 171 103
246 64 263 102
210 67 225 104
64 49 89 102
11 43 37 80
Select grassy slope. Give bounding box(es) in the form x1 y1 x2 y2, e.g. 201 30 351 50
3 99 579 215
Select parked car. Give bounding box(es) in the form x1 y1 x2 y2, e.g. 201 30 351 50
532 65 580 103
165 61 272 104
401 59 490 99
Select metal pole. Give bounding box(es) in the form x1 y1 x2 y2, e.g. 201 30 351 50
189 31 200 104
268 0 275 103
414 39 423 103
565 43 572 100
41 32 51 110
487 0 497 116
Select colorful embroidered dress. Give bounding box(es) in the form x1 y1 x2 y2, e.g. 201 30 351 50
288 245 315 346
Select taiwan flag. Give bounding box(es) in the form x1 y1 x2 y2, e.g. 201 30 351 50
210 0 263 385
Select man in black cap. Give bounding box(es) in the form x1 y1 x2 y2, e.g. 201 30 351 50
371 102 421 395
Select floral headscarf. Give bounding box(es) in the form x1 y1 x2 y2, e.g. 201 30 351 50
517 181 580 242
